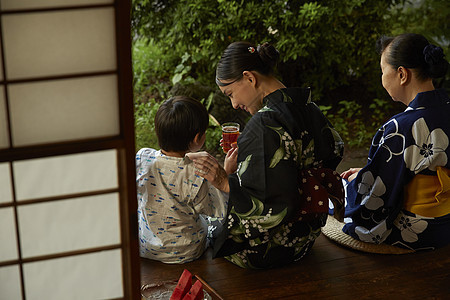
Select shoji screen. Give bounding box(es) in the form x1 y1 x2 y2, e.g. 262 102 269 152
0 1 140 299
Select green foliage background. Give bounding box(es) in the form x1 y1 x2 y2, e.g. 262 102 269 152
132 0 449 153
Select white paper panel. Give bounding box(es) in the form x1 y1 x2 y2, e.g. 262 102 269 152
9 75 120 147
0 163 13 203
14 149 118 201
0 87 9 150
0 208 18 262
0 265 22 300
19 193 120 258
1 0 113 10
23 249 123 300
2 8 116 79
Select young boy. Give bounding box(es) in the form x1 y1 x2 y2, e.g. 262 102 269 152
136 96 228 263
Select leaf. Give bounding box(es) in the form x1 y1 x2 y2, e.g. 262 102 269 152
258 106 274 113
233 195 264 218
281 90 293 103
246 207 287 230
249 237 263 247
229 225 245 236
238 154 252 178
294 139 303 155
226 254 256 269
266 125 284 135
172 73 183 85
269 147 285 168
263 241 278 257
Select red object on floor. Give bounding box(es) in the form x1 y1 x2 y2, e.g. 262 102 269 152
170 269 192 300
182 279 204 300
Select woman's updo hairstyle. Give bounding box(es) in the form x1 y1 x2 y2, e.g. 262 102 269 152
216 41 280 86
376 33 448 80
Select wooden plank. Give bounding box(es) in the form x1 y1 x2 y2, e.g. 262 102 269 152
141 234 450 299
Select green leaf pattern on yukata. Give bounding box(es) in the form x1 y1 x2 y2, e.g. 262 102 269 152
258 105 274 113
298 139 315 169
237 154 252 178
281 90 293 103
261 223 321 257
228 196 287 242
267 125 287 168
267 125 316 169
224 250 257 269
236 154 252 186
269 147 286 168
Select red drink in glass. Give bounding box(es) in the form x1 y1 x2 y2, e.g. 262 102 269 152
221 122 240 153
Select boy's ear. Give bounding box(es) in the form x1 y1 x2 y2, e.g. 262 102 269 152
189 132 205 151
193 133 202 144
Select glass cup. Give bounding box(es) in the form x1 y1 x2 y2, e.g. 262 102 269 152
221 122 240 153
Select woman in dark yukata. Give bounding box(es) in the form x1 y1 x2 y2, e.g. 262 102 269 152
187 41 345 269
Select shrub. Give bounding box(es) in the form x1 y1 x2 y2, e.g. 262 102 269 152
132 0 448 151
132 0 402 103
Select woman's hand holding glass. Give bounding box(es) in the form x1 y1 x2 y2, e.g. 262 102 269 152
224 143 238 175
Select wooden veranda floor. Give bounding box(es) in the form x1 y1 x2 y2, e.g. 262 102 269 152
140 234 450 299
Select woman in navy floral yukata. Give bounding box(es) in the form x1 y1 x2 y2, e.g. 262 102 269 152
341 33 450 250
187 42 345 268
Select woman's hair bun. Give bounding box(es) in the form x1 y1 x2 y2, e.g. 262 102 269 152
423 44 448 78
257 42 280 71
216 41 281 83
423 44 444 65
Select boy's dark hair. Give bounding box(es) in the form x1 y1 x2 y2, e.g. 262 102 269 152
155 96 209 152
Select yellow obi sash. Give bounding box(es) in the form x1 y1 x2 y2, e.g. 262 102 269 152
403 166 450 217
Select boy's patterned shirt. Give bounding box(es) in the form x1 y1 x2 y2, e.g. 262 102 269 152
136 148 228 263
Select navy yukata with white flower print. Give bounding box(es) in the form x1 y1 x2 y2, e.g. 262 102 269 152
344 89 450 250
212 87 345 269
